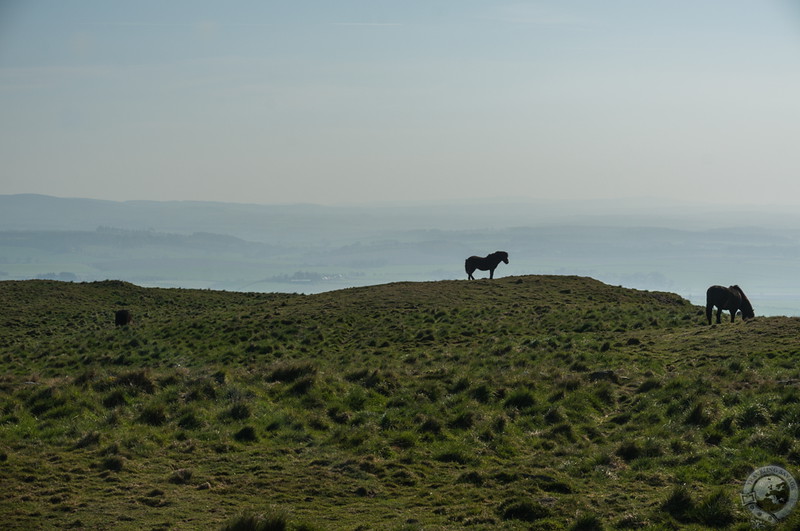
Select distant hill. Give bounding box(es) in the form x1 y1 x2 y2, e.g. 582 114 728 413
2 276 799 529
5 193 800 239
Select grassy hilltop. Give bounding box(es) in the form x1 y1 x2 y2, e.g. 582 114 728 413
2 276 800 529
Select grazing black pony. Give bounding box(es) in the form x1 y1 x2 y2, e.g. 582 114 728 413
465 251 509 280
115 309 133 327
705 285 754 325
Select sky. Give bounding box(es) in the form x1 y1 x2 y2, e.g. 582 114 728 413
1 1 800 206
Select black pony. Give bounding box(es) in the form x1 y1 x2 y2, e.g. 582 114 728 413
705 285 754 324
115 309 133 327
465 251 509 280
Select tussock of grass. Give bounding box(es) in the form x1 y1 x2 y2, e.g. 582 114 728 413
569 514 604 531
267 361 316 383
223 402 251 421
498 498 552 522
504 388 536 409
233 426 258 442
221 509 288 531
662 485 735 527
168 468 193 484
99 455 124 472
138 403 167 426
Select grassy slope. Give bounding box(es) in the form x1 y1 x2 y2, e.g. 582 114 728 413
1 276 800 529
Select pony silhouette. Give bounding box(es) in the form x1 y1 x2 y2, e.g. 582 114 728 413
115 309 133 327
705 285 754 324
465 251 509 280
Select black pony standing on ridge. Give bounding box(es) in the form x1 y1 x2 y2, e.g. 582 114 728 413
706 285 755 324
465 251 509 280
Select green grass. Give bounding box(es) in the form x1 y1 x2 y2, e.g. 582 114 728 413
2 276 800 529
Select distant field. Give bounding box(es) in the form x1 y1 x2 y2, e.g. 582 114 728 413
3 276 800 529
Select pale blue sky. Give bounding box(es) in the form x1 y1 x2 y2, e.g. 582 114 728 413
2 1 800 205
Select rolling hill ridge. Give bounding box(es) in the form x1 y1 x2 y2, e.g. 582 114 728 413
1 276 799 529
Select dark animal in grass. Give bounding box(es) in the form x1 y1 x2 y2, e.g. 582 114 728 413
465 251 509 280
706 285 754 325
115 309 133 327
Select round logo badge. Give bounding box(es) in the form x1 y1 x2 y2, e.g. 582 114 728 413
741 466 798 524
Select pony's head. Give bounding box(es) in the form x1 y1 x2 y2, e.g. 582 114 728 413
740 300 755 320
494 251 509 264
732 285 755 320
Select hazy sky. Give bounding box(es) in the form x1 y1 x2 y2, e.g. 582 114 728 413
2 1 800 205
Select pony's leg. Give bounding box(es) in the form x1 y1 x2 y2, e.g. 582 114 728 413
716 308 722 324
731 310 736 323
489 268 494 279
706 305 712 325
